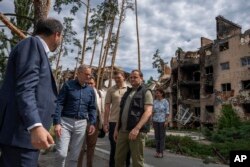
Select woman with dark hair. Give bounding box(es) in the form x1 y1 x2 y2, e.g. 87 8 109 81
152 88 169 158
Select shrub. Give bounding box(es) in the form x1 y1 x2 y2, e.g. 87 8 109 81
218 104 241 129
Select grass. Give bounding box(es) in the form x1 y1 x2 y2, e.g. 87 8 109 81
146 122 250 164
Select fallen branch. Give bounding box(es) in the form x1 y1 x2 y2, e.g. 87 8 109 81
212 147 228 164
0 12 26 39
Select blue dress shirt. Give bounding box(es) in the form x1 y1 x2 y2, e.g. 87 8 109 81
53 80 96 125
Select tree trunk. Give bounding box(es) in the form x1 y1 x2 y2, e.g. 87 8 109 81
89 34 97 67
54 37 64 83
33 0 50 21
73 49 81 79
109 0 125 87
96 30 106 89
99 15 115 89
80 0 90 65
135 0 141 71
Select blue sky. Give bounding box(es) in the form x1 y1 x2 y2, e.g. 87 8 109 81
1 0 250 81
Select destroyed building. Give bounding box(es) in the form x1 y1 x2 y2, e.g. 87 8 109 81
169 16 250 128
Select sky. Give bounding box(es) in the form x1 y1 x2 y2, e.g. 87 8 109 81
1 0 250 81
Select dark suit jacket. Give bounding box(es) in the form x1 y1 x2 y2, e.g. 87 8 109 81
0 36 57 149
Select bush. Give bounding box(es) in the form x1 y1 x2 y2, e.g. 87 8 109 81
218 104 241 129
146 135 212 159
212 139 250 160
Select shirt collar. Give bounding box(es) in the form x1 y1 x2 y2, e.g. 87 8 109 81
75 79 87 87
115 83 127 89
36 35 50 55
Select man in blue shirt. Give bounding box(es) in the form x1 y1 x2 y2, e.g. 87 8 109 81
53 65 96 167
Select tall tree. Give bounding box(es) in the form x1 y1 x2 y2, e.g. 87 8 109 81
87 5 106 67
135 0 141 71
73 38 82 78
96 0 118 89
54 17 77 82
108 0 126 87
33 0 51 21
80 0 90 65
0 0 34 81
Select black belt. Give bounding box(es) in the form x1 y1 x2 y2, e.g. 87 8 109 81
63 115 86 120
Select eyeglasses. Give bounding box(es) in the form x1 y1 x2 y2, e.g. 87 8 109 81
88 82 94 85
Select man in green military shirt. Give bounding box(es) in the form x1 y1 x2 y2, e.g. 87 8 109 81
114 70 153 167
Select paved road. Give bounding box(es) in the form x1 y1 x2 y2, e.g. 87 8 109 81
38 130 228 167
39 151 109 167
95 135 228 167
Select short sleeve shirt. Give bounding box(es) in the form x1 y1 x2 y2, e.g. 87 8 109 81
105 84 127 122
121 89 153 131
152 99 169 123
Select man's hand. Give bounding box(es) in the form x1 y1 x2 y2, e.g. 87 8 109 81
103 124 109 133
113 128 118 142
88 125 96 135
54 124 62 137
30 126 54 149
129 127 140 140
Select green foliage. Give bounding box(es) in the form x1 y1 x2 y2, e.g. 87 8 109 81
212 139 250 160
204 122 250 143
53 0 83 15
175 47 184 57
0 1 34 80
148 121 250 163
218 104 241 129
146 135 212 159
146 76 154 84
152 49 165 75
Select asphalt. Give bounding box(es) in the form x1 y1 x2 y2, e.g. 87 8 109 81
38 130 228 167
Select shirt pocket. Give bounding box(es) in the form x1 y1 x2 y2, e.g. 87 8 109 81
68 88 80 100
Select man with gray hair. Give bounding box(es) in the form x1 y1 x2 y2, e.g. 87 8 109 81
53 65 96 167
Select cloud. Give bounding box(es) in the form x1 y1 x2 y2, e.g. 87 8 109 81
1 0 250 81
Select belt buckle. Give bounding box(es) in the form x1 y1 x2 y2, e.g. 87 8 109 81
74 115 80 120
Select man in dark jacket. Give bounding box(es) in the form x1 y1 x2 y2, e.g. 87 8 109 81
114 70 153 167
0 18 63 166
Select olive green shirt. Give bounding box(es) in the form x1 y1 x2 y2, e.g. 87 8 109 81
121 89 153 131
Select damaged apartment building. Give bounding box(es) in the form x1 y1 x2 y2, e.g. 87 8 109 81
169 16 250 128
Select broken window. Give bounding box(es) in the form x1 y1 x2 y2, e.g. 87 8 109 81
206 106 214 113
219 42 229 51
205 85 213 94
221 83 231 92
205 66 213 74
242 104 250 114
242 80 250 90
194 107 200 117
220 62 230 70
193 89 200 99
193 71 200 81
241 56 250 66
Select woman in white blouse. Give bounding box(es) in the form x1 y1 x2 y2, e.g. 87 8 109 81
152 88 169 158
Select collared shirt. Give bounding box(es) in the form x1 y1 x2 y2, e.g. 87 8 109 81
53 80 97 125
105 84 127 122
36 35 50 54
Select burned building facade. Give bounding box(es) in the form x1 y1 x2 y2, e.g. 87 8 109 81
170 16 250 128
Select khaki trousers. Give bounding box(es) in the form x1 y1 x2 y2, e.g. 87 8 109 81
115 131 146 167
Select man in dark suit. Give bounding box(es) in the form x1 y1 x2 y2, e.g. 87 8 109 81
0 18 63 167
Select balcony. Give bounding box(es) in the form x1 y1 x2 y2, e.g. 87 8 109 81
179 58 200 67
